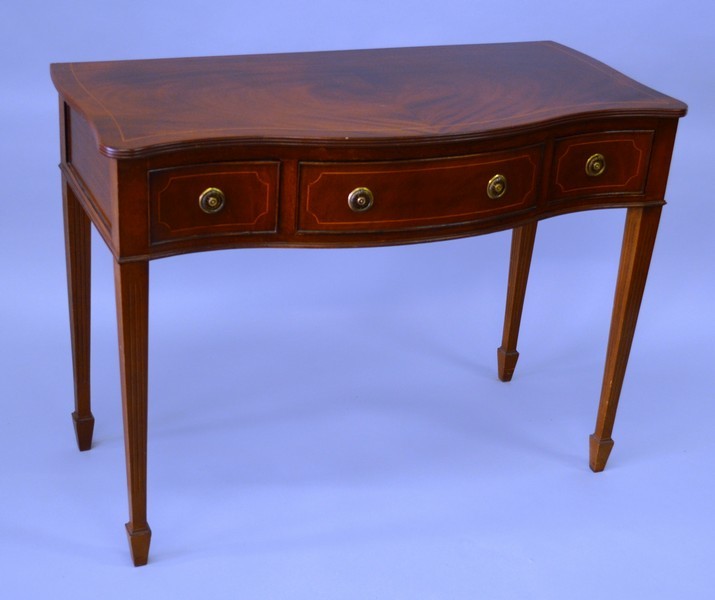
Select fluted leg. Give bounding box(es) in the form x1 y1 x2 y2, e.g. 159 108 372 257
114 259 152 566
590 206 661 472
497 221 538 381
63 181 94 451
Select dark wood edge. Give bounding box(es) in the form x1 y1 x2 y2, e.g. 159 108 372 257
94 110 687 159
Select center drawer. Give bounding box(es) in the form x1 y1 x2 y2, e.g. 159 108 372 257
298 147 543 233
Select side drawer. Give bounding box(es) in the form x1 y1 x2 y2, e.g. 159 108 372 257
149 162 279 244
550 131 653 201
298 147 542 233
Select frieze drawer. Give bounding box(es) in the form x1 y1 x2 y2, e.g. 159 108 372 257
298 148 543 233
149 162 279 244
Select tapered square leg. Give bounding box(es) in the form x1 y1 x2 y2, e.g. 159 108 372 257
590 206 661 472
115 259 152 565
497 222 537 382
63 181 94 451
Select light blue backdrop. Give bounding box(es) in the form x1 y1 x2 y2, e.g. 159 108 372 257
1 1 713 598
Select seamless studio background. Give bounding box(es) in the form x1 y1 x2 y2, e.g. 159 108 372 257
1 1 714 598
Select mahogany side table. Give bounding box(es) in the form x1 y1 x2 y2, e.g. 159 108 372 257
51 42 686 565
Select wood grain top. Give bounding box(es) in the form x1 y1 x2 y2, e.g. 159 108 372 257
51 42 687 158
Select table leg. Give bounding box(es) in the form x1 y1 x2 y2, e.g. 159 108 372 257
497 221 538 381
114 259 152 566
590 205 662 472
63 181 94 451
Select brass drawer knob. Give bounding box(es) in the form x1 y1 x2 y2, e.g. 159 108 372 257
199 187 226 214
487 174 507 200
348 187 374 212
586 153 606 177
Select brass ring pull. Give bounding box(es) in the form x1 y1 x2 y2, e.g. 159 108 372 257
487 174 507 200
348 187 374 212
586 153 606 177
199 187 226 214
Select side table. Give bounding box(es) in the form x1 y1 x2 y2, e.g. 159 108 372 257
51 42 686 565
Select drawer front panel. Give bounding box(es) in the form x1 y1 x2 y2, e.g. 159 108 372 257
149 162 279 244
550 131 653 201
298 148 542 233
